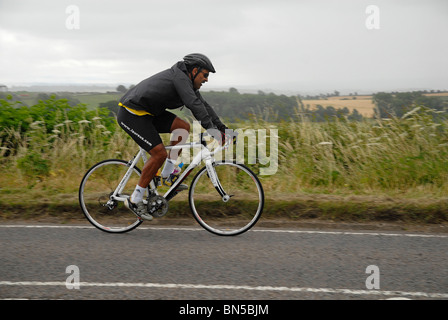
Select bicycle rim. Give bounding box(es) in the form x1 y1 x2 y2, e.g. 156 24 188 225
189 162 264 236
79 159 143 233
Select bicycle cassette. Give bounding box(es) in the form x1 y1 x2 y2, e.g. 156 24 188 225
146 195 169 218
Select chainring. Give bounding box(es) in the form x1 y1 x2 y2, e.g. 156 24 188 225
146 195 169 218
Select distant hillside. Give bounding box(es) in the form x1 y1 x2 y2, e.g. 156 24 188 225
3 88 447 122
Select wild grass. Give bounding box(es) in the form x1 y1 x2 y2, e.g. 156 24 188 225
269 105 448 198
1 99 447 206
0 116 134 197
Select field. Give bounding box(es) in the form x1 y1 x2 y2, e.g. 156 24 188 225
12 92 122 108
302 93 448 118
302 96 374 117
75 92 123 106
12 91 378 116
1 92 447 224
11 91 448 119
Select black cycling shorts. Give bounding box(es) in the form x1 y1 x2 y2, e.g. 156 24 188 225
117 106 177 152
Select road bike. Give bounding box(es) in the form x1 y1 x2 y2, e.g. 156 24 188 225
78 133 264 236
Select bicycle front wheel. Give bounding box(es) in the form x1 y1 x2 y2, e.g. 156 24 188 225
189 162 264 236
79 159 143 233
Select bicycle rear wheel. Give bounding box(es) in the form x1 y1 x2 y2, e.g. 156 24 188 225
79 159 143 233
189 162 264 236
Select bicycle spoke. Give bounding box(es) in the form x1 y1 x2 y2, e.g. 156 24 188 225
189 162 264 236
79 160 143 233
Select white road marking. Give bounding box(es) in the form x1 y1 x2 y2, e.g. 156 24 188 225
0 224 447 238
252 228 448 238
0 281 447 299
1 225 446 299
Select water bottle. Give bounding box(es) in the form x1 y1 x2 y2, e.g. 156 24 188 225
173 162 184 175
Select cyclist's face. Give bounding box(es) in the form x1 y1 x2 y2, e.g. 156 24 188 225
192 68 210 90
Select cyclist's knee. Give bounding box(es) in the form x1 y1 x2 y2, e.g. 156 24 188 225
182 120 191 132
171 117 190 133
150 144 167 164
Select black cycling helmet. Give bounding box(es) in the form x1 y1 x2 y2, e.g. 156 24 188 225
183 53 216 73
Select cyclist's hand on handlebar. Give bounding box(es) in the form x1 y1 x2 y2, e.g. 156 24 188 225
220 131 231 146
216 124 228 146
204 127 238 146
220 129 238 146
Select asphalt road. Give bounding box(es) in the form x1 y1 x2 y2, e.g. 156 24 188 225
1 223 447 302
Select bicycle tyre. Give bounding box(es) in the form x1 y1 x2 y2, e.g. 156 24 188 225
188 161 264 236
79 159 143 233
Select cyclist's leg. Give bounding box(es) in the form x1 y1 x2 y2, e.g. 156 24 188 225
117 107 166 197
139 143 167 188
117 107 161 154
170 117 191 143
168 116 190 160
124 144 166 220
155 112 190 176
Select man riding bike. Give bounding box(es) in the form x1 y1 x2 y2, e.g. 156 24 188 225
117 53 229 221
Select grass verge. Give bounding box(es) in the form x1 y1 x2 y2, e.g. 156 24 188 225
1 195 447 226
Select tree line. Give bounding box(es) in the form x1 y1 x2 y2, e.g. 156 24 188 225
2 89 447 127
202 89 447 122
372 91 447 119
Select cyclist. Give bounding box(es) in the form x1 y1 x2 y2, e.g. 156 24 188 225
117 53 229 220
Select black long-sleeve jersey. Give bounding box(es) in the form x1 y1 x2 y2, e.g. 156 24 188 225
119 61 225 130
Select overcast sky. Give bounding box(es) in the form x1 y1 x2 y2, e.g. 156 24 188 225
0 0 447 94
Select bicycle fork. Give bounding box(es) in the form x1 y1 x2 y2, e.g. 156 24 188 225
205 160 232 202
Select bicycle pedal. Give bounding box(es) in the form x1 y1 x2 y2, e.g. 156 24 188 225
168 173 179 184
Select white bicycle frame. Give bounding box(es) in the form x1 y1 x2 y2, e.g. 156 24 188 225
110 136 231 203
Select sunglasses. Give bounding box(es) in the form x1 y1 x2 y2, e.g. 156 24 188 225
201 71 210 79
